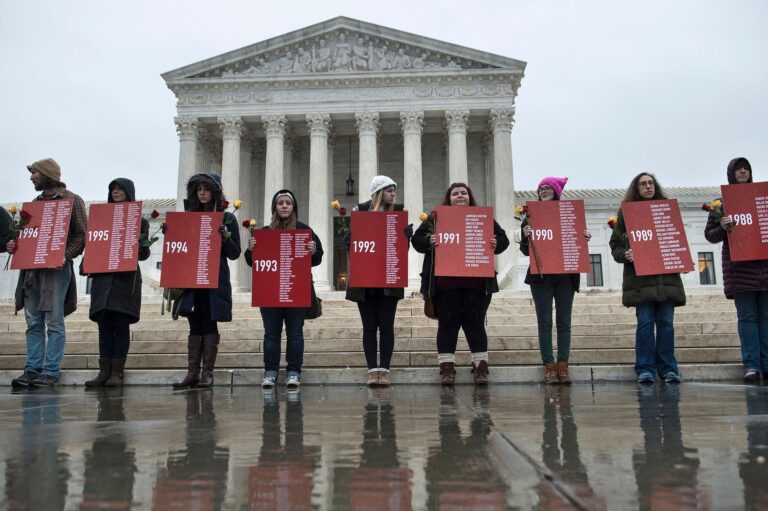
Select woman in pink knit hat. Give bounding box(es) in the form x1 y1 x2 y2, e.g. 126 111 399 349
519 177 591 384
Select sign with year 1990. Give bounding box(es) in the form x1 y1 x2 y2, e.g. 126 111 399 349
524 200 590 274
349 211 408 288
621 199 694 276
434 205 495 278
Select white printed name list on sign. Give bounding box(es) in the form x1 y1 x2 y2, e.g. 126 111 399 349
159 212 223 288
11 201 73 270
721 182 768 262
82 201 142 274
434 206 495 278
250 229 312 307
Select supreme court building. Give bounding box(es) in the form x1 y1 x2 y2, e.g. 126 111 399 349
162 17 525 292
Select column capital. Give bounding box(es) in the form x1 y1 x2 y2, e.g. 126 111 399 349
218 116 244 140
306 113 332 135
489 108 515 133
400 110 424 136
262 114 287 138
175 117 199 141
444 109 470 133
355 112 380 136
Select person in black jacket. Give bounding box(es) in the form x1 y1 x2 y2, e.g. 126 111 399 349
345 176 411 387
412 183 509 386
0 206 11 255
84 178 150 387
520 177 591 384
173 173 241 390
704 157 768 382
245 190 323 389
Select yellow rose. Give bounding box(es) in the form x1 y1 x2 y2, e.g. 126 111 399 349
233 199 242 209
419 212 429 222
514 205 524 215
331 200 340 210
711 199 722 209
7 205 17 216
249 218 256 227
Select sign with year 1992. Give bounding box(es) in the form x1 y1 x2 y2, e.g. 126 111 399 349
348 211 408 288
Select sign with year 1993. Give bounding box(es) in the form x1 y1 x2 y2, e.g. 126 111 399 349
250 229 313 307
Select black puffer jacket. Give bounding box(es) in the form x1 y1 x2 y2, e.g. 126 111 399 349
0 206 11 253
704 157 768 299
609 210 686 308
412 212 509 298
345 200 406 302
88 178 150 323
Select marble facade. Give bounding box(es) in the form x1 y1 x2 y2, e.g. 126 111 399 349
162 17 525 291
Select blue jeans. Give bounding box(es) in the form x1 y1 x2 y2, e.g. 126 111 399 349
733 291 768 372
23 264 72 377
635 300 678 377
260 307 307 378
530 276 576 364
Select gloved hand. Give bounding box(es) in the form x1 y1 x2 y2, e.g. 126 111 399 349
403 223 414 239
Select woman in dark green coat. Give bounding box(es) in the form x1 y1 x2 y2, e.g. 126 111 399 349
609 173 686 385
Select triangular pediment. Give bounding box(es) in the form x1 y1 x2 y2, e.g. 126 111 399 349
162 17 525 82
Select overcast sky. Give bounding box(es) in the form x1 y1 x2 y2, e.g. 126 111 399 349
1 0 766 203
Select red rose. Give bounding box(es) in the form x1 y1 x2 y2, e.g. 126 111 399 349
607 219 616 228
523 205 529 213
701 203 711 211
20 210 32 222
430 210 438 219
339 207 347 216
221 200 230 209
150 209 160 219
242 219 251 228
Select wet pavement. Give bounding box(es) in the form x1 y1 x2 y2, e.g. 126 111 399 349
0 382 766 510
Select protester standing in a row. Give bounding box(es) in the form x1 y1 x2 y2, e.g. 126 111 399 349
83 178 151 387
610 173 685 385
705 157 768 382
346 176 410 387
246 189 323 389
9 158 87 388
521 177 591 384
412 182 509 386
173 173 241 389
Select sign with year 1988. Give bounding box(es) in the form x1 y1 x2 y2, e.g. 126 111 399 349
721 182 768 262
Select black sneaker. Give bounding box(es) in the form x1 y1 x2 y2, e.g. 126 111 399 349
11 370 40 388
30 374 59 387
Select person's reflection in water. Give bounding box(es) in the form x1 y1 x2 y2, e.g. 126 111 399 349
739 386 768 509
80 389 136 509
349 388 413 510
4 390 70 510
538 385 606 510
152 391 230 510
633 385 705 510
425 387 507 510
248 390 319 509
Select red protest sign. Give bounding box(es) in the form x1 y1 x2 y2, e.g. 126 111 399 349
434 206 495 278
526 200 590 274
159 212 223 289
721 182 768 262
250 229 312 307
82 201 142 274
10 201 73 270
349 211 409 288
621 199 694 276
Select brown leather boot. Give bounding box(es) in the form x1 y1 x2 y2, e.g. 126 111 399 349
544 362 558 384
85 358 111 388
440 362 456 386
556 361 572 384
472 360 489 385
104 358 126 387
198 334 220 388
173 335 203 389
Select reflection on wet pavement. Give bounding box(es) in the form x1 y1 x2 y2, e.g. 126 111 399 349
0 382 766 509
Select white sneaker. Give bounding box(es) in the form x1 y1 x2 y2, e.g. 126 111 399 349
261 376 276 388
286 375 301 388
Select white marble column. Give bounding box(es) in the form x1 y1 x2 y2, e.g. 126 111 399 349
237 131 256 292
326 131 336 289
489 108 516 286
355 112 379 203
175 117 199 211
400 110 425 290
262 114 287 224
307 113 332 291
219 116 244 290
283 134 294 192
445 109 470 185
483 130 495 207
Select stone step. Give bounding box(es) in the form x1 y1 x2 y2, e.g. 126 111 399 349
0 363 744 386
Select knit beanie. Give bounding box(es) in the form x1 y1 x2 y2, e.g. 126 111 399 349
27 158 61 183
369 175 397 197
537 176 568 199
271 189 298 215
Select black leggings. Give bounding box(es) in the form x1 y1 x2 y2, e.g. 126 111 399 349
357 289 399 369
436 288 491 354
187 290 219 336
97 310 131 359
